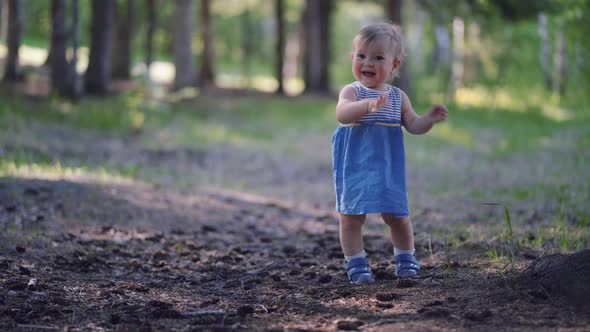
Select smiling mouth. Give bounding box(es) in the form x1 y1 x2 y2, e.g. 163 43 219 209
362 71 376 78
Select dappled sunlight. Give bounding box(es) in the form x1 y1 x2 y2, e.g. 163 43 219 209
428 122 473 147
217 73 304 95
0 161 135 185
153 119 264 149
167 87 201 102
451 86 579 123
541 104 574 122
0 44 46 67
149 61 175 84
454 86 529 112
0 43 89 71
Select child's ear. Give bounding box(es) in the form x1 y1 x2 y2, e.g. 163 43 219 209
392 59 401 70
349 51 354 60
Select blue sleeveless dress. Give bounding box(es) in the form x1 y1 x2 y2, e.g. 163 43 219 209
332 82 409 216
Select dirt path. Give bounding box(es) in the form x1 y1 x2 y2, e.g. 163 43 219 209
1 116 589 331
1 179 589 331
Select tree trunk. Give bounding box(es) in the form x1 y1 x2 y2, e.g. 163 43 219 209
111 0 134 80
450 16 464 99
275 0 285 94
145 0 156 74
173 0 194 90
386 0 411 96
85 0 115 95
538 13 552 89
44 1 58 66
284 22 303 93
432 18 451 71
407 5 426 74
303 0 332 94
553 24 567 95
0 0 6 43
3 0 24 82
241 9 252 88
50 0 80 99
69 0 81 98
199 0 215 87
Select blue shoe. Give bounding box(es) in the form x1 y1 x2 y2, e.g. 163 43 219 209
394 254 420 278
345 257 375 285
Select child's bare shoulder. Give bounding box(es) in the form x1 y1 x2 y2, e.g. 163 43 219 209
339 84 357 101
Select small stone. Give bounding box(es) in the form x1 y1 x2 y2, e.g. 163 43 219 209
282 245 296 255
464 309 492 321
18 266 32 275
236 305 255 316
318 274 332 284
376 302 394 309
336 319 363 331
397 279 417 288
27 278 38 290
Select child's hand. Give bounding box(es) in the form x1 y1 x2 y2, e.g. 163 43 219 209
367 94 388 113
426 104 448 124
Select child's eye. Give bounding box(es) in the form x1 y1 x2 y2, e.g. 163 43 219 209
376 56 385 61
357 54 366 59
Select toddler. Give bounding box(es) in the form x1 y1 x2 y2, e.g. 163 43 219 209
332 23 448 284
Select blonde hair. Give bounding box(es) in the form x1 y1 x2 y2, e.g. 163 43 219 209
352 23 406 62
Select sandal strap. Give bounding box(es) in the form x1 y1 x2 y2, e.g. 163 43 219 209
345 257 372 280
395 254 420 271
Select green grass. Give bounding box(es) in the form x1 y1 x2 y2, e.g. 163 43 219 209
0 77 588 253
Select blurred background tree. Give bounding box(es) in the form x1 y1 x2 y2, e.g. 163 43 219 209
0 0 587 106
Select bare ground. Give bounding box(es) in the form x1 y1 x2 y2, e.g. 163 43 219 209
1 108 589 331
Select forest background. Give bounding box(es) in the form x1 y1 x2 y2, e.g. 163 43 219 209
0 0 589 330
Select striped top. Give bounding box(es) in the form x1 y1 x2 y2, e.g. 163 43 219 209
349 81 402 124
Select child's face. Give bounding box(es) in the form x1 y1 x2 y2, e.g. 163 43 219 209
351 40 400 90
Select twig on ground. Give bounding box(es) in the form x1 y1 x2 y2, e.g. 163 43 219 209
17 325 59 331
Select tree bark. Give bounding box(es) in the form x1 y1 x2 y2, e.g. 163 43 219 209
0 0 6 43
145 0 156 72
241 9 252 88
50 0 80 99
284 22 303 92
111 0 134 80
173 0 194 90
44 1 58 66
538 13 552 89
69 0 81 97
553 24 567 95
303 0 332 94
386 0 412 96
432 15 451 71
450 16 464 98
199 0 215 87
2 0 24 82
84 0 115 95
275 0 285 94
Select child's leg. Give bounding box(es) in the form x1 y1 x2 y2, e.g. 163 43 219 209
339 213 374 284
381 213 414 250
339 213 366 256
381 213 420 278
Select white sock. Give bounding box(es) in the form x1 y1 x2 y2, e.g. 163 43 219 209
345 250 367 262
394 247 415 256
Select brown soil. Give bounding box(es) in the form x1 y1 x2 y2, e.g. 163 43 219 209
1 110 589 331
2 177 589 331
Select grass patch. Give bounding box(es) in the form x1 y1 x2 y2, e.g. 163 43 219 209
0 151 137 183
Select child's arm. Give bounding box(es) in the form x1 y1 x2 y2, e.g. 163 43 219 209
400 90 447 134
336 85 387 124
